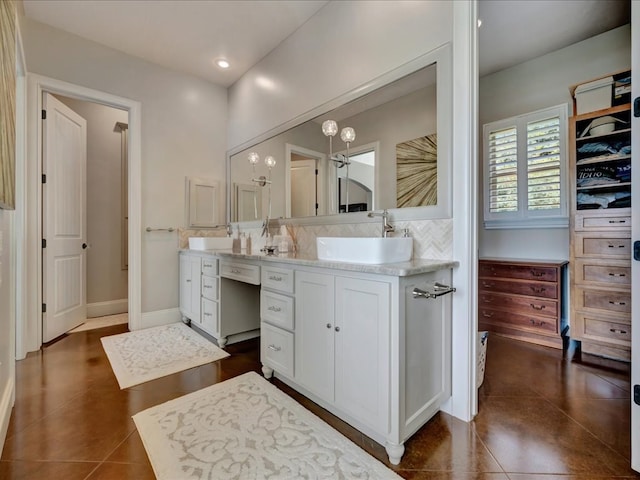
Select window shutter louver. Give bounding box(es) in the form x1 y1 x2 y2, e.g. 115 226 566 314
488 126 518 213
527 117 561 211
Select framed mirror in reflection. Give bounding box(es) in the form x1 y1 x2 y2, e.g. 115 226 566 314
228 45 451 222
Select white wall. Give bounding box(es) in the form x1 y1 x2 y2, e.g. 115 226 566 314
0 209 15 453
56 96 128 313
228 0 452 149
20 17 228 313
479 24 631 260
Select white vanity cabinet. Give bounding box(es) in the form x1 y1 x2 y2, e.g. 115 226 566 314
179 252 202 322
179 251 219 338
260 263 453 466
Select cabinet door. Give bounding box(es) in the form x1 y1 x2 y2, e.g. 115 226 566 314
179 254 201 320
295 271 335 403
334 276 390 435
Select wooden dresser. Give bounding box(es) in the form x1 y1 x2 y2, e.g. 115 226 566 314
478 258 568 349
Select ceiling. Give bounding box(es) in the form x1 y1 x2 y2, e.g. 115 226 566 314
22 0 631 87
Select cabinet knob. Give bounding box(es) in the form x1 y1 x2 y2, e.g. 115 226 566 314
335 326 341 332
326 323 332 329
186 279 191 283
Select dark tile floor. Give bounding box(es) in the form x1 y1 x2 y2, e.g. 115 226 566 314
1 324 638 479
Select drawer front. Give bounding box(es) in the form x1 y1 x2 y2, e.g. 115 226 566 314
479 262 557 282
220 261 260 285
201 298 219 336
261 266 294 294
575 287 631 315
575 213 631 231
201 275 218 301
479 278 557 299
260 290 294 331
261 322 294 378
574 260 631 287
478 291 558 318
201 258 218 277
575 313 631 347
574 233 631 259
479 307 557 334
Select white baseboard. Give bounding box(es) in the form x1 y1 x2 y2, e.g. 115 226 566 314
87 299 128 318
0 376 15 457
137 308 182 330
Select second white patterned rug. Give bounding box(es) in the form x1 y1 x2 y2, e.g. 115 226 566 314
133 371 402 480
101 322 229 389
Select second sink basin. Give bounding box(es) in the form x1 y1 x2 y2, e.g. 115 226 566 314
316 237 413 264
188 236 233 250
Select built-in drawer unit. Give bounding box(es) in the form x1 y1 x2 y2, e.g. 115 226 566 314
574 213 631 231
261 321 294 378
220 260 260 285
573 259 631 287
201 275 219 301
574 312 631 350
202 258 218 277
573 287 631 315
201 297 219 335
573 232 631 259
261 266 294 293
260 290 294 330
478 258 567 349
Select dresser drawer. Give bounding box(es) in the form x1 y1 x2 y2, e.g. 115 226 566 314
478 291 558 318
201 257 218 277
201 298 219 336
574 233 631 259
479 307 557 334
479 278 557 299
201 275 218 301
220 260 260 285
261 266 294 294
575 312 631 347
261 322 294 378
260 289 294 331
574 287 631 315
575 212 631 231
479 262 557 282
574 259 631 287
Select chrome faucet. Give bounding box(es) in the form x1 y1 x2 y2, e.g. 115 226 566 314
368 209 395 238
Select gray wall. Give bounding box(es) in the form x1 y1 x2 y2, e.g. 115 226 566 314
55 96 128 312
479 24 631 260
21 17 228 313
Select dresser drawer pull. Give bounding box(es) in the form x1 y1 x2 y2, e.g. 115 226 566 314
608 273 626 277
530 304 545 311
482 282 495 288
268 275 283 282
530 270 545 277
267 306 282 313
231 268 242 274
530 319 546 326
530 286 546 294
609 220 627 224
609 328 628 335
609 301 627 306
267 344 282 352
608 244 626 248
482 312 494 318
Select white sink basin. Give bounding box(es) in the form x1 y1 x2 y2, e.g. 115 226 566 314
188 236 233 250
316 237 413 264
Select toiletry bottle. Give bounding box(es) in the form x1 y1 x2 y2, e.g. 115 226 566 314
246 234 252 254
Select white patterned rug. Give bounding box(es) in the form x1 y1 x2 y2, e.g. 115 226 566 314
133 371 402 480
101 322 229 389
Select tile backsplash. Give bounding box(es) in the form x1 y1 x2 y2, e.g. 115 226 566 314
180 218 452 260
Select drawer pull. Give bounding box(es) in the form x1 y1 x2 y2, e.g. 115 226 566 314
267 306 282 313
268 275 283 282
530 304 545 311
204 312 212 317
203 285 213 289
607 245 626 249
203 263 213 268
231 268 241 274
482 282 495 288
268 344 282 352
530 286 546 294
609 328 628 335
609 301 627 306
482 312 494 318
530 270 544 277
609 220 627 224
186 279 191 283
608 273 626 277
530 319 546 326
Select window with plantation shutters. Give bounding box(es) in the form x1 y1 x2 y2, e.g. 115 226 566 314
483 105 568 229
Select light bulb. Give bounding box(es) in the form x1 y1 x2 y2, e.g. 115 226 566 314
322 120 338 137
264 155 276 169
340 127 356 143
248 152 260 165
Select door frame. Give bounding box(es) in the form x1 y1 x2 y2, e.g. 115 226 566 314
631 0 639 471
284 144 326 217
18 74 141 355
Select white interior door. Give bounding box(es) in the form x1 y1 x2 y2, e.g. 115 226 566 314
42 92 87 342
291 159 317 217
631 2 639 472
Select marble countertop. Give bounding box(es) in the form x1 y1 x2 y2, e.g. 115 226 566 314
182 248 458 277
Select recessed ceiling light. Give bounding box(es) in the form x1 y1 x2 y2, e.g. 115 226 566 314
216 59 230 69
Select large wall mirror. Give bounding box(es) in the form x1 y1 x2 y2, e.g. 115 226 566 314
227 45 451 223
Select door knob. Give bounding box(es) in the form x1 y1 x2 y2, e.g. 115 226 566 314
82 243 87 249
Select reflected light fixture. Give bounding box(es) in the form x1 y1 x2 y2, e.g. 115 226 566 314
248 152 277 235
322 120 356 212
